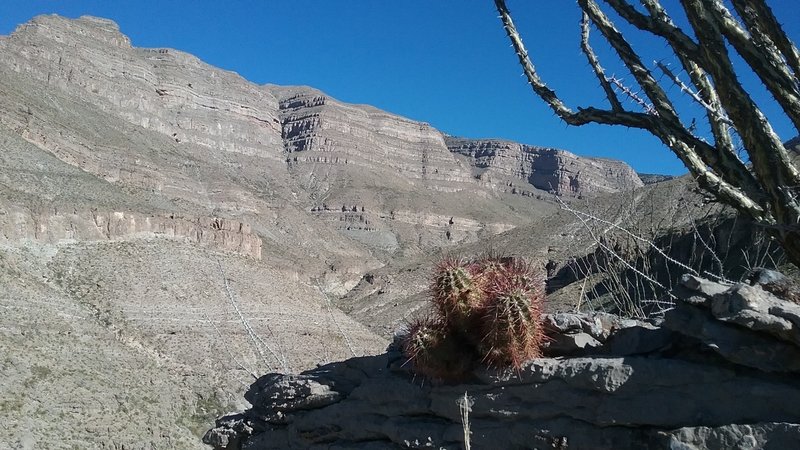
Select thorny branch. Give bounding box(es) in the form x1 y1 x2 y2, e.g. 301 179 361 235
493 0 800 267
655 62 732 127
607 76 657 115
580 12 623 112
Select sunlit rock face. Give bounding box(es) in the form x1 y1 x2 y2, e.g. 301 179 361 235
447 137 643 196
273 86 477 187
1 15 285 161
0 14 644 263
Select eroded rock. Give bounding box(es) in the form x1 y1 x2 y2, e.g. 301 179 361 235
446 137 643 197
206 275 800 449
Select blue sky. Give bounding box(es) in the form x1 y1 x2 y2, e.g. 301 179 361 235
1 1 798 175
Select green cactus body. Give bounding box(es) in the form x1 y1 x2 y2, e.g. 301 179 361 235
432 261 484 330
480 288 543 369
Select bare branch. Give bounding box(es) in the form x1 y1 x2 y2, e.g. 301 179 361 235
557 195 699 277
682 1 800 209
677 60 745 186
580 12 623 112
657 130 769 223
494 0 653 130
603 0 701 60
582 0 771 217
494 0 800 267
628 1 764 202
579 0 681 124
555 195 678 306
656 62 732 127
598 0 761 200
215 258 288 372
711 0 800 132
607 76 656 115
730 0 800 83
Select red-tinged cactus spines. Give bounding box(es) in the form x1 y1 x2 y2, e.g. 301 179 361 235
479 257 545 369
480 287 544 370
402 255 547 381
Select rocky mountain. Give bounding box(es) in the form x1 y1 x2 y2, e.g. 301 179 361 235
446 136 643 196
0 14 654 449
0 15 643 260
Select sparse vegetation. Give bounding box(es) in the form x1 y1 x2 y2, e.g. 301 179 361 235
554 185 788 319
402 256 545 380
495 0 800 268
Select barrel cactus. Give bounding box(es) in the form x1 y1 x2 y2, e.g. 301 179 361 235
431 258 484 332
401 316 474 381
401 255 546 381
478 257 545 369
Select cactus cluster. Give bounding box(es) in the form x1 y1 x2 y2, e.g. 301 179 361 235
401 256 546 381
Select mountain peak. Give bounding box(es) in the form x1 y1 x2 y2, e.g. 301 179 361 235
9 14 130 49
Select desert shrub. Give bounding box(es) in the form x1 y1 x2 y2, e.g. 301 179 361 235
554 193 787 319
402 256 545 381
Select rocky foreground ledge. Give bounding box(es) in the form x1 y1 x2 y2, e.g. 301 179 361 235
205 273 800 449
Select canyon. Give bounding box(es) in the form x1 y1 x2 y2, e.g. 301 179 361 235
1 14 788 450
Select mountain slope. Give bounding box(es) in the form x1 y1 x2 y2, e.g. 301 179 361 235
0 14 648 448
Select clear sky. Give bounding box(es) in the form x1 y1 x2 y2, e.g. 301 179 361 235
1 1 798 175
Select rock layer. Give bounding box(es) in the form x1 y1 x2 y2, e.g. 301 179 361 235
1 15 285 161
0 205 263 259
206 275 800 449
0 14 644 263
447 137 643 196
273 86 476 188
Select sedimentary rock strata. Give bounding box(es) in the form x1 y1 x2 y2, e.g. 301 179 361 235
447 136 644 196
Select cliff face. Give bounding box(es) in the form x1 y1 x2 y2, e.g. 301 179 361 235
0 15 644 264
273 88 645 201
2 15 285 161
0 205 263 259
265 85 532 254
273 86 476 188
447 137 644 196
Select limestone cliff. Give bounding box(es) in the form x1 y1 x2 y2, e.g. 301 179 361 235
0 205 263 259
273 86 476 188
0 15 645 262
447 136 644 196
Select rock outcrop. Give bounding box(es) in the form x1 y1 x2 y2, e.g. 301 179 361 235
638 173 676 185
273 86 476 188
447 137 644 196
0 205 263 259
206 274 800 449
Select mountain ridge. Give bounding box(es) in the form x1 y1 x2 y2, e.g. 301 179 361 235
0 14 653 448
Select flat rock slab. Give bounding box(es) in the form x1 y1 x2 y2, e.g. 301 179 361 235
207 351 800 449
